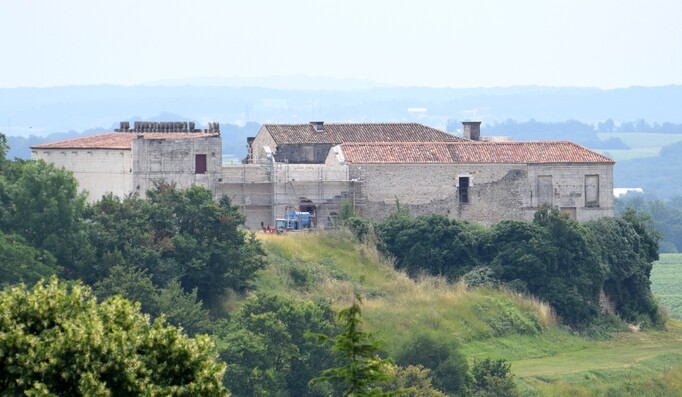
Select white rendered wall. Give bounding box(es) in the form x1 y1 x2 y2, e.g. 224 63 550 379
32 149 133 202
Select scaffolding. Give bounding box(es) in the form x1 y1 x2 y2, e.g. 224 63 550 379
219 159 356 230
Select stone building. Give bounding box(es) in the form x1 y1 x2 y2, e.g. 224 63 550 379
31 122 222 201
325 140 614 224
248 121 465 164
33 120 614 229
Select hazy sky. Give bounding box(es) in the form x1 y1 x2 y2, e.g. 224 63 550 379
0 0 679 89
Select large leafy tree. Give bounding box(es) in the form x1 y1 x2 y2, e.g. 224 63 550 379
485 220 554 293
0 132 8 167
0 160 91 273
377 213 484 279
218 293 338 397
94 265 213 336
0 277 228 396
483 213 606 326
0 231 60 287
85 184 266 308
587 212 663 326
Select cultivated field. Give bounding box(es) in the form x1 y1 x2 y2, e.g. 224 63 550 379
597 132 682 161
651 253 682 321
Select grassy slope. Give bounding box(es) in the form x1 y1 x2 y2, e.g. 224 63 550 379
252 231 682 396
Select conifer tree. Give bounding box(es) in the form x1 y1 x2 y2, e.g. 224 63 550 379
313 294 399 396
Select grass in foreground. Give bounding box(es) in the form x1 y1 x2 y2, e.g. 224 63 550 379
252 231 682 395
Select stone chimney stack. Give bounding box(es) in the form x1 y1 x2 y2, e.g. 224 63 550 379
115 121 130 132
462 121 481 141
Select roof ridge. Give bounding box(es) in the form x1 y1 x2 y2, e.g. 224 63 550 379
264 122 426 126
31 132 218 150
339 140 615 164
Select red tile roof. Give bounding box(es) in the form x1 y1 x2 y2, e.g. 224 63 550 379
338 141 615 164
263 123 465 144
31 132 219 150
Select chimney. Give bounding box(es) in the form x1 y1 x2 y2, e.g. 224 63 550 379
310 121 325 133
116 121 130 132
462 121 481 141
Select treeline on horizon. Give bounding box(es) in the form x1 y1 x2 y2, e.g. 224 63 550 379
448 118 682 150
616 193 682 253
7 117 682 161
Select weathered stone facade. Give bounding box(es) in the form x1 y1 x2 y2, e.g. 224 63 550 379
348 162 613 225
272 143 336 164
132 135 222 196
31 123 222 202
33 120 615 230
250 128 277 162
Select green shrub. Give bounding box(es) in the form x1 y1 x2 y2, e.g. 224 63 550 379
462 266 497 288
579 313 628 339
396 333 470 396
289 264 313 287
470 358 519 397
343 216 374 243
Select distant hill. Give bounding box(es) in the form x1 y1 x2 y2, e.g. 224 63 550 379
2 84 682 139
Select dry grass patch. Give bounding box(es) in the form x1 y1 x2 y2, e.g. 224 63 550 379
256 230 558 348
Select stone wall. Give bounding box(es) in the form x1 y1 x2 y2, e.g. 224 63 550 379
31 148 133 202
274 143 335 164
527 163 614 222
351 162 613 225
132 136 222 197
250 127 277 162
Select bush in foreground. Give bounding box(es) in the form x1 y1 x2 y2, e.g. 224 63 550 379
0 277 227 396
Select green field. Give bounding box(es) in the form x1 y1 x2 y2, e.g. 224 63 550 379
651 253 682 320
598 132 682 149
596 148 660 161
597 132 682 161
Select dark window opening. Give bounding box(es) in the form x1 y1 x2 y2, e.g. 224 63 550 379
459 177 469 203
585 175 599 208
195 154 207 174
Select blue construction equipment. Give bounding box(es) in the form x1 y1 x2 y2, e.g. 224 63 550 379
285 211 311 230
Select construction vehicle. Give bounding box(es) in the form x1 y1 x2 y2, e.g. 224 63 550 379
285 211 312 230
275 218 288 233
